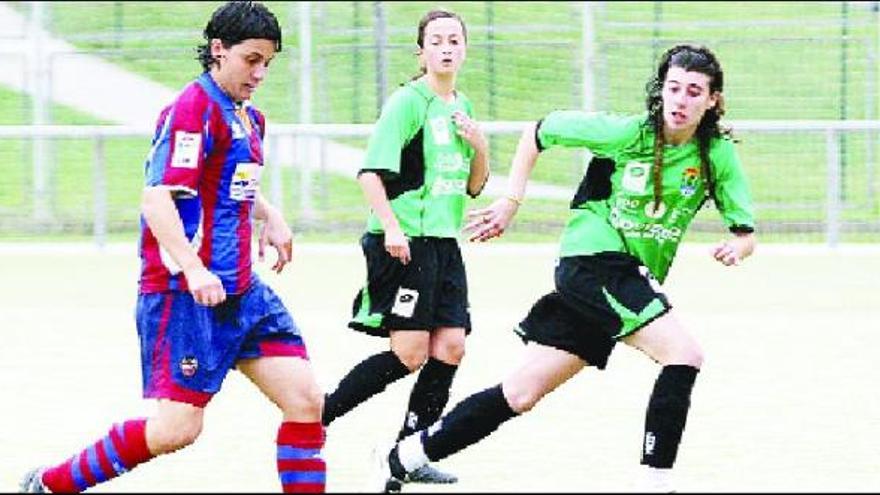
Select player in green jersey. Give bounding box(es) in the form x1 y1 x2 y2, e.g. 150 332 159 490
320 9 489 486
374 44 755 493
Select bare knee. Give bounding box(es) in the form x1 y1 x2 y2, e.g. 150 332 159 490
500 380 543 414
390 337 429 372
147 406 203 454
286 383 325 420
430 335 466 365
394 348 428 372
664 342 704 369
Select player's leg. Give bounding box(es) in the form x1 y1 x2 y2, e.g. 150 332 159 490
379 341 586 491
392 326 465 484
235 278 327 493
322 329 429 426
623 311 703 492
238 356 326 493
23 292 214 493
325 235 435 426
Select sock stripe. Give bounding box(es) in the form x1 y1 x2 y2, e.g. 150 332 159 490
277 446 321 459
281 482 325 493
70 454 89 492
279 471 327 484
277 459 326 471
85 446 109 484
94 441 115 481
102 434 127 474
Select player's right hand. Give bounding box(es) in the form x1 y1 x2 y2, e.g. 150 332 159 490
384 226 411 265
184 265 226 306
464 197 519 242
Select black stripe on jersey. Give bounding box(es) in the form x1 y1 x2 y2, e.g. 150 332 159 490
570 156 615 208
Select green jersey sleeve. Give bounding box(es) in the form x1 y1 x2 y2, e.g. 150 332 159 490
537 111 643 156
710 138 755 232
361 86 425 175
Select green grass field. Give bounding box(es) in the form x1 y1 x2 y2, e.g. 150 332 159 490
1 1 879 241
1 242 879 492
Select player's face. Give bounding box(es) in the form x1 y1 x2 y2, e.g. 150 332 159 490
661 65 719 137
418 17 466 77
211 38 276 103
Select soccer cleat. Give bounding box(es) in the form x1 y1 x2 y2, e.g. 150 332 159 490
370 445 404 493
404 463 458 484
19 468 48 493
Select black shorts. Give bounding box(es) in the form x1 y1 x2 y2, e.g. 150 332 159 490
349 233 471 337
516 252 671 369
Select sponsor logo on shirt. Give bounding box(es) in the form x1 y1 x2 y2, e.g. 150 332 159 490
435 151 465 172
230 162 261 202
171 131 201 169
429 116 451 145
622 161 650 193
431 178 467 196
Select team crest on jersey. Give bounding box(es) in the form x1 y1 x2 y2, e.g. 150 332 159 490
180 357 199 377
429 116 451 145
231 121 246 140
622 161 650 193
680 167 700 197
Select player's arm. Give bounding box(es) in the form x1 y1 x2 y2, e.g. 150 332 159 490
452 110 489 197
710 141 757 267
358 172 410 265
141 186 225 305
254 192 293 274
464 120 540 242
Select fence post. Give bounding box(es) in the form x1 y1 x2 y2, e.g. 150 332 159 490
825 129 842 247
29 1 52 223
298 1 315 224
93 136 107 248
373 1 388 115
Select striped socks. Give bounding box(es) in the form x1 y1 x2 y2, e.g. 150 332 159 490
276 421 326 493
41 418 153 493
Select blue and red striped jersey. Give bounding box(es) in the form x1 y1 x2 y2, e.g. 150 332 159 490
139 72 267 295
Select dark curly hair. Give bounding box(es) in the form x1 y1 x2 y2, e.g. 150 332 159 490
196 1 282 72
644 44 731 211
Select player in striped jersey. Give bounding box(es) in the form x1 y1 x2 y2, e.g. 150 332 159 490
20 2 326 493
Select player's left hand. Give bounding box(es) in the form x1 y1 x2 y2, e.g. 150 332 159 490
259 210 294 274
710 239 741 266
452 110 488 153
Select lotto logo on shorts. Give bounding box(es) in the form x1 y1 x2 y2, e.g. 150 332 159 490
391 288 419 318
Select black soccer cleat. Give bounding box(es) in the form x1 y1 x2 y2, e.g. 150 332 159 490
405 463 458 484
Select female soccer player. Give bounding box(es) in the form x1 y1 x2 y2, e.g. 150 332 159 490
320 9 489 486
20 2 326 492
376 44 755 493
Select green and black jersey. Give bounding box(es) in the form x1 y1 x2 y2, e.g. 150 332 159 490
537 110 755 284
360 78 478 238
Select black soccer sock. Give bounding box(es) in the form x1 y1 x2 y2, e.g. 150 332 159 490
641 364 700 468
322 350 410 426
396 357 459 441
420 384 519 462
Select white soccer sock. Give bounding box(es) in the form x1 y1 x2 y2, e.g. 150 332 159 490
397 434 430 472
644 466 675 492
